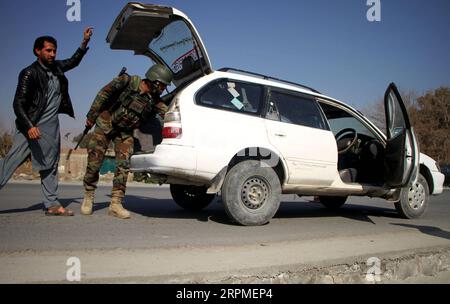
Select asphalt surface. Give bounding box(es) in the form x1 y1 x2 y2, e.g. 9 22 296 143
0 182 449 283
0 182 449 252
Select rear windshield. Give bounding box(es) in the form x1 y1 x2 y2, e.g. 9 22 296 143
149 20 206 81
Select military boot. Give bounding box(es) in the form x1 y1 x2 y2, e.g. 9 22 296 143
81 190 95 215
108 193 131 219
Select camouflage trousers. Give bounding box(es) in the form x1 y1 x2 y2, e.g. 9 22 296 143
83 126 134 198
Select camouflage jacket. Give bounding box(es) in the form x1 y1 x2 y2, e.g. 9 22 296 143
86 75 168 134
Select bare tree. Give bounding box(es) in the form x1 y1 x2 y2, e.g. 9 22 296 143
361 90 419 135
0 131 13 158
412 87 450 164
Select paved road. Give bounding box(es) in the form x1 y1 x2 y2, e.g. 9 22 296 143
0 182 448 252
0 182 449 283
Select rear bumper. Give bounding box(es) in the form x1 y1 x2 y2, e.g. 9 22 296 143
131 144 197 177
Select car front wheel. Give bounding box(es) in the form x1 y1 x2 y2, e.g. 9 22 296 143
170 184 215 211
221 160 281 226
395 173 429 219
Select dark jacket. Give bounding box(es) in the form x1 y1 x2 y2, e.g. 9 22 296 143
13 47 88 135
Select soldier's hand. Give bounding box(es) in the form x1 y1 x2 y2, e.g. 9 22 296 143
28 127 41 140
154 101 169 115
86 119 95 129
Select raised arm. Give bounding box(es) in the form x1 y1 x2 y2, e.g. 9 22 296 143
58 27 93 72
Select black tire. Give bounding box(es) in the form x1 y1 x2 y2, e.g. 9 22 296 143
319 196 347 210
395 174 429 219
170 184 215 211
222 160 281 226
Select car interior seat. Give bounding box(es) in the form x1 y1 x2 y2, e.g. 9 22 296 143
339 168 358 183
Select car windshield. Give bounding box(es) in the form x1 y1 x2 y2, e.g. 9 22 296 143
148 20 204 77
328 117 376 138
320 102 376 139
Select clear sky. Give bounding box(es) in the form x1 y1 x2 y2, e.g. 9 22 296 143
0 0 449 143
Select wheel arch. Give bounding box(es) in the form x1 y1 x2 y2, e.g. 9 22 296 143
206 147 288 194
227 147 287 185
419 164 433 194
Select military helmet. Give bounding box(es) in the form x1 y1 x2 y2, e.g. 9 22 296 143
145 64 173 85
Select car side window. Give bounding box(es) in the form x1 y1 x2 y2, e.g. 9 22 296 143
267 90 327 130
196 79 263 115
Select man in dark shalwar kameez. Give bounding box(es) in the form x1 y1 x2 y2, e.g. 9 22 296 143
0 27 93 216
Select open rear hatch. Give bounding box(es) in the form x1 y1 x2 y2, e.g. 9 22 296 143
106 2 213 87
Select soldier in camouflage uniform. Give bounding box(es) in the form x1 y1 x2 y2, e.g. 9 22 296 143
81 64 173 219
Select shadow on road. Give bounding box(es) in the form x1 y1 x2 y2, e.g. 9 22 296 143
124 195 231 223
0 194 403 227
97 195 402 226
391 223 450 240
275 202 401 225
0 202 44 214
0 197 82 214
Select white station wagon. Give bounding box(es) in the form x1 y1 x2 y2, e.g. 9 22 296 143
107 3 445 225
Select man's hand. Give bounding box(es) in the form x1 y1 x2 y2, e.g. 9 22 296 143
83 27 93 41
28 127 41 140
81 27 94 49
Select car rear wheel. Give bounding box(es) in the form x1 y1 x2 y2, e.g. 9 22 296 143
222 160 281 226
395 173 429 219
170 184 215 211
319 196 348 210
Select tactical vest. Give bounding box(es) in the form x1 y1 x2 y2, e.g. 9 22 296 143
110 75 153 131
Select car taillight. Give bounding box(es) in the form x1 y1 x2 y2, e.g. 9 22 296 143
163 126 182 139
164 112 181 123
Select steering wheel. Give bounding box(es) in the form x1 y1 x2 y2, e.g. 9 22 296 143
335 128 358 154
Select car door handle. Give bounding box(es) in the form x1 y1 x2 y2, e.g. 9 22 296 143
274 132 287 137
